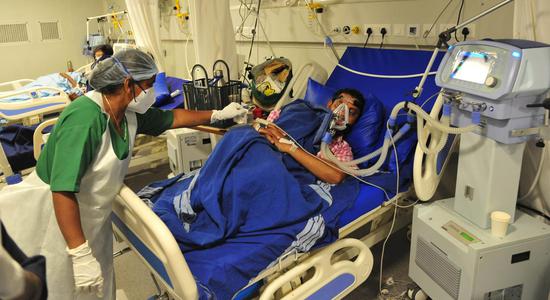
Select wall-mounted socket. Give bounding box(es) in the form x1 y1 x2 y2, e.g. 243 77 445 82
379 24 391 36
332 26 342 34
342 25 351 35
461 24 476 38
364 24 391 36
363 24 377 36
242 26 255 36
406 24 419 37
351 25 361 34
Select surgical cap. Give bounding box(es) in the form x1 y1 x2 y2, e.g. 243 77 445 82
89 48 158 91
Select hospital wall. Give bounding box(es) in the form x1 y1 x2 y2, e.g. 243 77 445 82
104 0 514 80
0 0 105 82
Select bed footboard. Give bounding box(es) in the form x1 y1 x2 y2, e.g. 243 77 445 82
260 238 373 300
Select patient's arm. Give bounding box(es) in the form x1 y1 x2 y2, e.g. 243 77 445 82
59 73 77 88
259 125 346 184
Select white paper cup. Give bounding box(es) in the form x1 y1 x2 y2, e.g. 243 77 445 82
491 211 511 237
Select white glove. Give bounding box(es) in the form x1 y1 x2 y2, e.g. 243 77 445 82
211 102 248 124
67 241 104 298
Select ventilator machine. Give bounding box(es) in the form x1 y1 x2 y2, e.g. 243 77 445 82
409 39 550 300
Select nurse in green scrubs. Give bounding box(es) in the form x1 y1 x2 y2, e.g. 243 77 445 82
0 49 246 300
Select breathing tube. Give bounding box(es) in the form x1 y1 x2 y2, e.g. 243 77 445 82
320 91 479 177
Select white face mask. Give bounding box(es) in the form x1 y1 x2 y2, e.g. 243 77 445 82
127 86 156 114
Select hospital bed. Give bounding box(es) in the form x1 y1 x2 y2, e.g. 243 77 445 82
109 47 450 299
0 72 185 183
0 78 72 184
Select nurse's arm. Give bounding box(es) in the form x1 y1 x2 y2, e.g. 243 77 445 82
52 192 86 249
171 109 213 129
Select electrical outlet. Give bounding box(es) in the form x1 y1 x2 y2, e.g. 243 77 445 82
406 24 420 37
422 24 437 38
461 24 476 38
241 26 254 36
332 26 342 34
342 25 351 35
363 24 376 36
363 24 384 37
351 25 361 34
379 24 391 36
393 24 405 37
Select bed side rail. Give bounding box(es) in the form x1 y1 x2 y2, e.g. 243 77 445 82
275 61 328 110
112 186 199 300
0 79 35 90
0 87 69 122
260 238 373 300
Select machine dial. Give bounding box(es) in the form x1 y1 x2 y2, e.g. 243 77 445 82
485 76 498 88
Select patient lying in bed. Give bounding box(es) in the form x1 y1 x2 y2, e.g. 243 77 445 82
138 90 367 299
0 72 85 102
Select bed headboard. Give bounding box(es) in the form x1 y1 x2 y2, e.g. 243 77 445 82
326 47 445 115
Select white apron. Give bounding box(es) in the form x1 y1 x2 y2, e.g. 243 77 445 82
0 91 137 300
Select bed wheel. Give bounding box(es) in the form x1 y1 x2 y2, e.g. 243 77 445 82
147 292 169 300
407 284 429 300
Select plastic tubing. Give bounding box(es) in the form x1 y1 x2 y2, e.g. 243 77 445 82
340 123 410 166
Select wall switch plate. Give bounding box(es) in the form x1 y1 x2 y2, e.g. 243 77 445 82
393 24 406 37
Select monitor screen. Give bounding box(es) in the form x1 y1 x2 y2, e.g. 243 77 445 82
450 51 493 84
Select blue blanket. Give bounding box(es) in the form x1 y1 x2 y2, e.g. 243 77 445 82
142 100 360 299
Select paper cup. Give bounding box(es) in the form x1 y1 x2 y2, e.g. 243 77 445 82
491 211 511 237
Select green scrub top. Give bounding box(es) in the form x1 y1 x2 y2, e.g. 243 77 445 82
36 95 174 193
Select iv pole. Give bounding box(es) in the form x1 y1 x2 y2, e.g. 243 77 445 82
86 10 128 52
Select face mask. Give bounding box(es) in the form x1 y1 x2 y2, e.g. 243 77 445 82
127 86 156 114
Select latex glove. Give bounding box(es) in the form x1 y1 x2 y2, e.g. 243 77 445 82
66 241 104 298
211 102 247 124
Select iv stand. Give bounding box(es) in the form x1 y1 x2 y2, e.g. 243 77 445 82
412 0 515 99
86 10 128 51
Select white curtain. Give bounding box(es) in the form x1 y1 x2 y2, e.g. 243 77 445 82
514 0 550 42
189 0 238 78
125 0 165 72
514 0 550 217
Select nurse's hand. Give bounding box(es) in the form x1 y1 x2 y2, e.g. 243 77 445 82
210 102 248 123
67 241 104 298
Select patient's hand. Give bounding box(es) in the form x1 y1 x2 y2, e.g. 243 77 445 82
258 125 292 153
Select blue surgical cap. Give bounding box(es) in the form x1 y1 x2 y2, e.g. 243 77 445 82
89 48 158 91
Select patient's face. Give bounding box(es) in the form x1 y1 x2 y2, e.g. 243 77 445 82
328 93 361 125
94 50 105 60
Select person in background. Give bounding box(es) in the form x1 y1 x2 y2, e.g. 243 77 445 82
0 220 46 300
260 88 365 184
85 44 115 92
0 48 247 300
91 44 114 69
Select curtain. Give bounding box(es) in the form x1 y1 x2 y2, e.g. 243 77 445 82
189 0 238 78
125 0 165 72
514 0 550 217
514 0 550 42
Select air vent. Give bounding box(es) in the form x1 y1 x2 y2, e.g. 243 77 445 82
415 237 462 299
39 21 60 40
0 23 29 44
